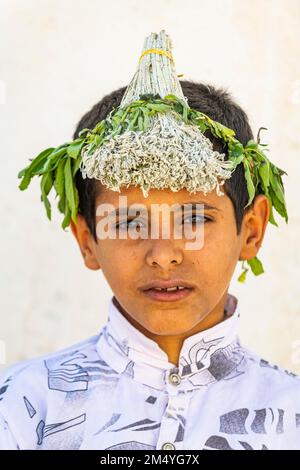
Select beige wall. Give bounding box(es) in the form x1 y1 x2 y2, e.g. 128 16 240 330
1 0 300 373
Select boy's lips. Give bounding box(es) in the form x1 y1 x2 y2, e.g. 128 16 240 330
139 279 195 302
140 278 195 290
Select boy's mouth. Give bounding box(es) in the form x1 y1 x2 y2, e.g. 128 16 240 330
140 279 194 302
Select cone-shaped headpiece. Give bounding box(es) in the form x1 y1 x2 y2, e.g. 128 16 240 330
80 29 235 197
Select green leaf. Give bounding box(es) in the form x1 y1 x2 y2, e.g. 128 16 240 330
247 256 264 276
197 119 208 133
41 171 53 195
138 114 144 131
41 193 51 220
266 194 278 227
182 103 188 123
58 194 66 214
67 139 84 159
18 147 55 190
269 186 288 223
228 141 244 164
64 157 78 224
54 158 66 203
72 156 82 177
245 139 259 150
126 110 140 131
243 160 256 208
147 103 169 113
92 120 106 135
269 165 286 206
237 267 248 283
258 160 270 193
18 167 27 178
62 205 71 230
142 108 150 130
111 114 122 129
164 94 178 102
40 172 54 220
78 128 90 138
216 122 235 137
38 147 67 175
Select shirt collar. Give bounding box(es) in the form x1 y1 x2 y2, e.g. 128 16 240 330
96 293 245 391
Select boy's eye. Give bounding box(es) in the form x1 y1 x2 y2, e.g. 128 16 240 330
116 219 146 230
183 215 211 224
115 215 211 230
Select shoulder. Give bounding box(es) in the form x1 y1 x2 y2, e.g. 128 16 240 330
0 332 101 392
0 332 104 448
242 344 300 399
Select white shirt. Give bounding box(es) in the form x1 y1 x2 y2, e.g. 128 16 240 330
1 293 300 450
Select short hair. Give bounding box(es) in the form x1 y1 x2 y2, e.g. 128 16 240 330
73 81 254 240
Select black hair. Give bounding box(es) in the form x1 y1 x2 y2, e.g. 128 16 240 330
73 81 254 240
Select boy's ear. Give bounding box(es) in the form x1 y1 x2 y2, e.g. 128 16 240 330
239 194 270 261
70 215 101 271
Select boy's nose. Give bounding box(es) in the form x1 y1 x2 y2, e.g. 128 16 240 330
145 239 183 269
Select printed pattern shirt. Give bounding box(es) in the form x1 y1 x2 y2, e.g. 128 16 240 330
1 293 300 450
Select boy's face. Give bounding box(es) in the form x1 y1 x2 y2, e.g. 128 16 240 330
71 184 269 337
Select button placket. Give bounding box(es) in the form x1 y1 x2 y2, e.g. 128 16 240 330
166 366 182 389
156 387 191 451
168 371 181 386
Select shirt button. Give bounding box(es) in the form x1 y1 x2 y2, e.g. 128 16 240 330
168 371 181 385
161 442 176 450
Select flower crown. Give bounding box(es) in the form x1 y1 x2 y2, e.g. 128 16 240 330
17 30 288 283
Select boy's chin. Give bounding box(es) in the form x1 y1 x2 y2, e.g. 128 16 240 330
140 312 204 336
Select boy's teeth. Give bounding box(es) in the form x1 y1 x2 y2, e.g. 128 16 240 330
153 286 185 291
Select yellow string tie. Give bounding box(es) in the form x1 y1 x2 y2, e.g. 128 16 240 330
139 48 174 64
138 48 184 77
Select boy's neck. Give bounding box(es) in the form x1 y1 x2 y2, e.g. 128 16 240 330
112 295 228 367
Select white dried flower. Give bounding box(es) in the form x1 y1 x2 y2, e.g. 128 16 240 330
80 112 235 197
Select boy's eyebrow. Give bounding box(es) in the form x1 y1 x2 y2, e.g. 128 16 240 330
180 201 221 212
108 201 221 217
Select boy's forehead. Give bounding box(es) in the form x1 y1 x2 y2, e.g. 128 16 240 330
95 183 227 211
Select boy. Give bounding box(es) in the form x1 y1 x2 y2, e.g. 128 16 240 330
0 30 299 451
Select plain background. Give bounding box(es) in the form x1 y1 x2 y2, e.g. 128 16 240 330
0 0 299 373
